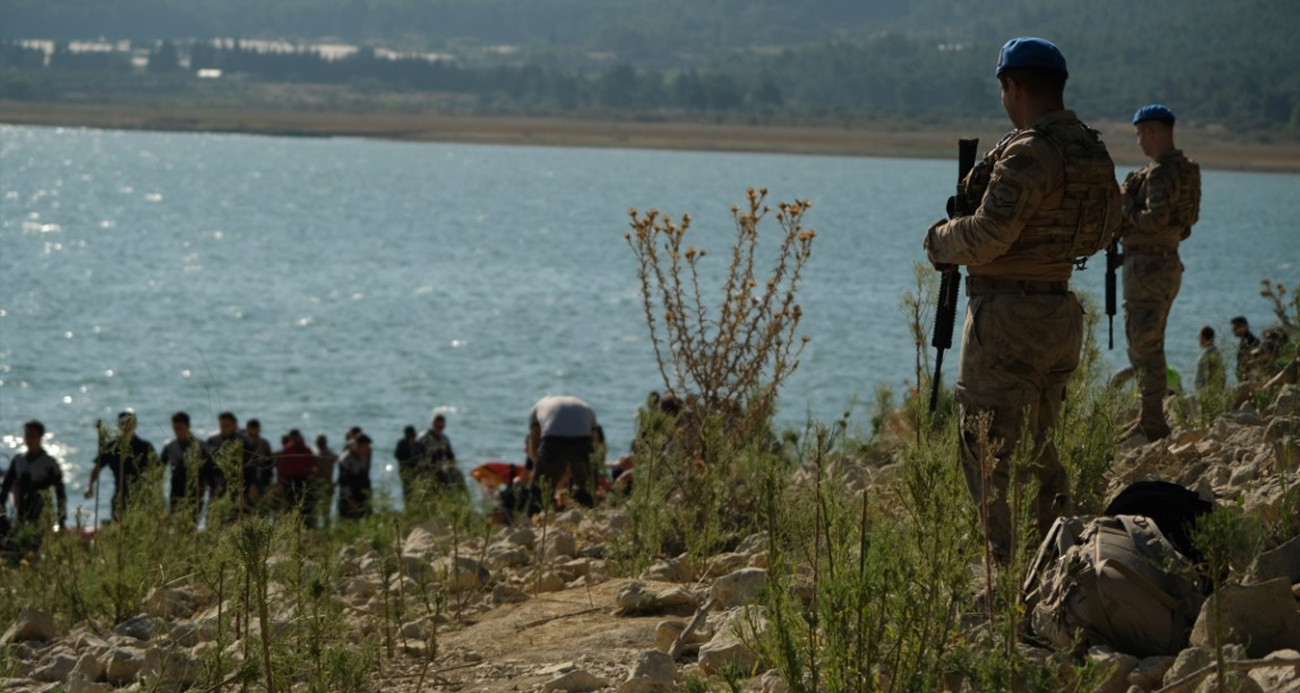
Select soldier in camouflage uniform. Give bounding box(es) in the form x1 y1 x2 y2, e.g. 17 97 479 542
925 37 1121 556
1119 105 1201 442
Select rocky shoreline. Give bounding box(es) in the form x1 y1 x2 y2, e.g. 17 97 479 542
2 383 1299 693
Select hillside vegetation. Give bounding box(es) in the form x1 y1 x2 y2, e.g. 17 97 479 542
1 0 1298 129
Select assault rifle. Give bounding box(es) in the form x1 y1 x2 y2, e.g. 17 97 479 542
1105 239 1122 350
929 137 979 412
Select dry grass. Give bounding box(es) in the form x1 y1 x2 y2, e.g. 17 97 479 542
5 99 1300 172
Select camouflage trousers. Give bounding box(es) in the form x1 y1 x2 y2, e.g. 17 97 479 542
1123 254 1184 433
956 291 1083 556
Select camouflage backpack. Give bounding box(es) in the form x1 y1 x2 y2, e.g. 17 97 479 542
1023 514 1205 657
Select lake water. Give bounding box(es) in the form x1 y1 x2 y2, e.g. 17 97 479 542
1 124 1297 520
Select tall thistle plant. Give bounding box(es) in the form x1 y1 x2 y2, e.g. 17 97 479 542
626 187 815 445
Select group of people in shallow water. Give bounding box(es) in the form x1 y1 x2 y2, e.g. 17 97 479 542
2 409 390 541
1 391 684 554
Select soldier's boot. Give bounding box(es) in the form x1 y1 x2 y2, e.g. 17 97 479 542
1131 391 1171 442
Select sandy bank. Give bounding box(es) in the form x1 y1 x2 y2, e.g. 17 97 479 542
4 100 1300 173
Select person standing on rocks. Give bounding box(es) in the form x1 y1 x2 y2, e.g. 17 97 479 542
412 414 463 497
275 429 318 527
1231 316 1262 382
336 434 373 520
1194 326 1226 394
526 395 600 513
313 433 338 527
206 412 251 514
87 411 158 521
2 420 67 534
158 411 213 524
1118 104 1201 443
243 418 276 513
924 37 1121 558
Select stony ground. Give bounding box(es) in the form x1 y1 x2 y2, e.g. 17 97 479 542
4 383 1300 692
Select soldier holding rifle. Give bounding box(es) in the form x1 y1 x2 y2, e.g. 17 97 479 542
1118 105 1201 444
923 38 1120 557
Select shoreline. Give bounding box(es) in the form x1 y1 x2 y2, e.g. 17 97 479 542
5 100 1300 173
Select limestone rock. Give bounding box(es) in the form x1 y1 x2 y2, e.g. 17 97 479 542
113 615 159 642
0 607 56 644
543 530 578 560
338 576 376 599
492 582 528 605
557 558 592 577
543 669 608 692
553 509 584 527
697 608 766 677
1264 416 1300 443
31 652 78 682
654 620 686 653
615 582 658 614
1247 649 1300 693
142 587 199 619
759 670 789 693
654 586 702 611
534 571 566 593
486 542 530 569
703 552 749 578
1243 474 1300 527
67 671 113 693
432 555 490 592
143 644 201 685
104 646 147 684
1273 384 1300 416
1087 646 1139 693
71 652 105 683
618 649 676 693
1250 534 1300 584
1191 578 1300 658
504 527 536 549
1127 655 1175 690
1194 674 1264 693
709 568 767 609
735 532 768 556
167 619 214 647
1165 648 1212 687
403 520 448 558
640 554 695 583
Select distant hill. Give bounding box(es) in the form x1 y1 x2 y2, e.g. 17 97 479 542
2 0 1296 129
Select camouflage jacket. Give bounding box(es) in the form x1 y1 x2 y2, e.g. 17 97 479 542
925 110 1120 281
1120 149 1200 247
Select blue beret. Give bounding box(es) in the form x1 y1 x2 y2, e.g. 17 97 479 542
1133 104 1176 125
996 37 1068 78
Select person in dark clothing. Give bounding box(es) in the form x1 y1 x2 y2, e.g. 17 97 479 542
1231 316 1262 382
206 412 251 513
313 434 337 528
158 411 213 524
276 429 318 527
394 425 418 502
87 412 157 521
336 434 373 520
244 419 275 512
413 415 462 492
2 420 67 535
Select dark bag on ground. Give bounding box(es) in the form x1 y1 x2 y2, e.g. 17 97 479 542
1103 479 1214 567
1023 514 1205 657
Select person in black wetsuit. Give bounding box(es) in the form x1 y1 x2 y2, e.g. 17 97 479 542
86 411 157 521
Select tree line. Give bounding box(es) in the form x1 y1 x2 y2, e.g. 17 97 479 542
2 28 1298 130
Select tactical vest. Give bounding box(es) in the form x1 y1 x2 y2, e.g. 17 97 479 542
1122 152 1200 243
965 121 1120 265
1164 154 1201 233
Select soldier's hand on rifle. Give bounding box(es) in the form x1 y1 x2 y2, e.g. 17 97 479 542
925 219 953 270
